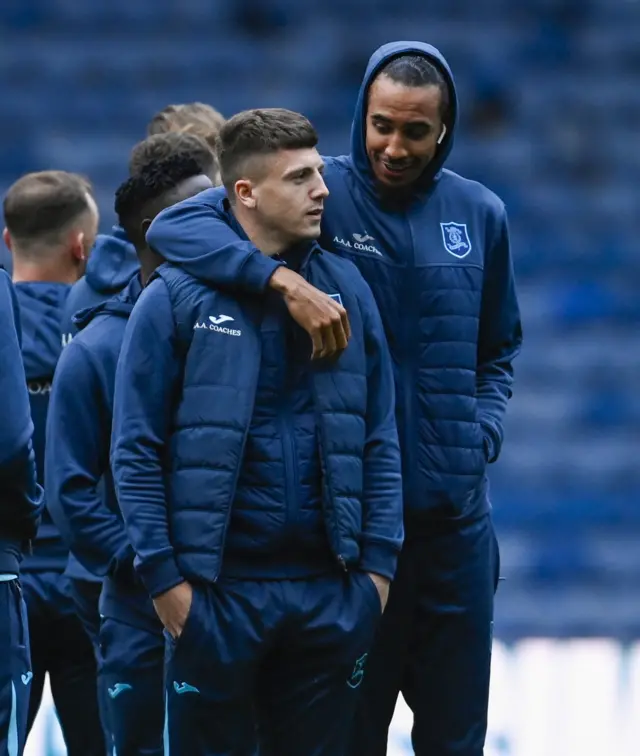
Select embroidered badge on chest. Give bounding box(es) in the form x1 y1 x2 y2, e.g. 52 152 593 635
440 222 472 259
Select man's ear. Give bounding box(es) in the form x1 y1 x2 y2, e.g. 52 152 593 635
69 230 87 261
2 228 12 251
141 218 152 241
234 179 256 209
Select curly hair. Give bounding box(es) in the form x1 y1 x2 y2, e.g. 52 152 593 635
128 132 216 178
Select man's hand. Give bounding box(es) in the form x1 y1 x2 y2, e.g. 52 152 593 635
152 581 193 640
270 267 351 360
367 572 391 613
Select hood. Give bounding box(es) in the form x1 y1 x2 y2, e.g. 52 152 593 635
14 282 71 380
350 41 458 198
73 271 143 331
84 226 139 294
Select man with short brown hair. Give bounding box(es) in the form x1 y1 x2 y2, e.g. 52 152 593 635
146 102 225 151
112 108 403 756
3 170 105 755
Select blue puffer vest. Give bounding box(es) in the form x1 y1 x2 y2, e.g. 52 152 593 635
155 254 377 583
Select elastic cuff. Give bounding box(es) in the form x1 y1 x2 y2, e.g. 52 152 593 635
240 253 284 293
480 421 499 463
136 553 184 598
359 540 401 581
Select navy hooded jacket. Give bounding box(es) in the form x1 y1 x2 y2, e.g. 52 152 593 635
111 235 403 598
46 275 158 630
0 269 43 574
146 41 522 522
14 282 71 572
61 227 139 341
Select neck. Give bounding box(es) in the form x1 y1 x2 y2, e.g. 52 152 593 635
232 207 288 257
138 247 165 286
11 258 79 285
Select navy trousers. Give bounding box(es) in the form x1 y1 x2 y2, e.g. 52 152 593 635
22 572 105 755
0 579 31 756
349 513 500 756
166 572 381 756
69 576 116 755
100 617 165 756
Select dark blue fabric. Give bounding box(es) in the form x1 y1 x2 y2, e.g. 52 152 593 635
146 42 522 522
66 577 113 752
14 282 71 573
349 515 500 756
99 616 165 756
0 579 31 756
21 571 105 756
165 575 380 756
112 248 403 598
222 272 329 579
61 227 138 340
46 275 158 629
0 270 43 574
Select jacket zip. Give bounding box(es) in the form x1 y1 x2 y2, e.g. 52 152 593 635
303 261 348 571
311 379 348 573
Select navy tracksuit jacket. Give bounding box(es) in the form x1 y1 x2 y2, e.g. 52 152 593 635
59 228 137 609
47 275 165 756
0 269 42 756
146 40 522 756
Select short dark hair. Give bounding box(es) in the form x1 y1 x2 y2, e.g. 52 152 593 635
3 171 93 245
114 154 205 248
128 132 217 178
378 55 450 119
147 102 225 149
217 108 318 198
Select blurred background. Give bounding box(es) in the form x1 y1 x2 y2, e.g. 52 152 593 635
1 0 638 753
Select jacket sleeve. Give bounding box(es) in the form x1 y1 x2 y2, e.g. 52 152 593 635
146 188 283 291
357 279 404 581
110 279 183 598
46 339 133 579
476 207 523 463
0 270 43 537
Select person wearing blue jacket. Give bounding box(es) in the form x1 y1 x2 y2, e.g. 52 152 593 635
112 108 404 756
0 267 43 756
146 42 523 756
46 138 214 756
2 170 107 755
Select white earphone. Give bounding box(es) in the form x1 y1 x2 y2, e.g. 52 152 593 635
437 124 447 145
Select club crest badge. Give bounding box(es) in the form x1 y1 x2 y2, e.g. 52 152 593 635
440 222 472 259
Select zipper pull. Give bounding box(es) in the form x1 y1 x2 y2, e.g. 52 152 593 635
337 556 348 572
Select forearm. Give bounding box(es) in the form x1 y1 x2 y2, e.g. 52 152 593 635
359 281 404 580
476 208 522 462
146 189 283 292
111 279 184 597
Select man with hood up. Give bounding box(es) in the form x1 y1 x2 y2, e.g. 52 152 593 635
3 170 106 755
145 42 522 756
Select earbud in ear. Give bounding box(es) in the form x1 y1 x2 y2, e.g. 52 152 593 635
437 124 447 145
